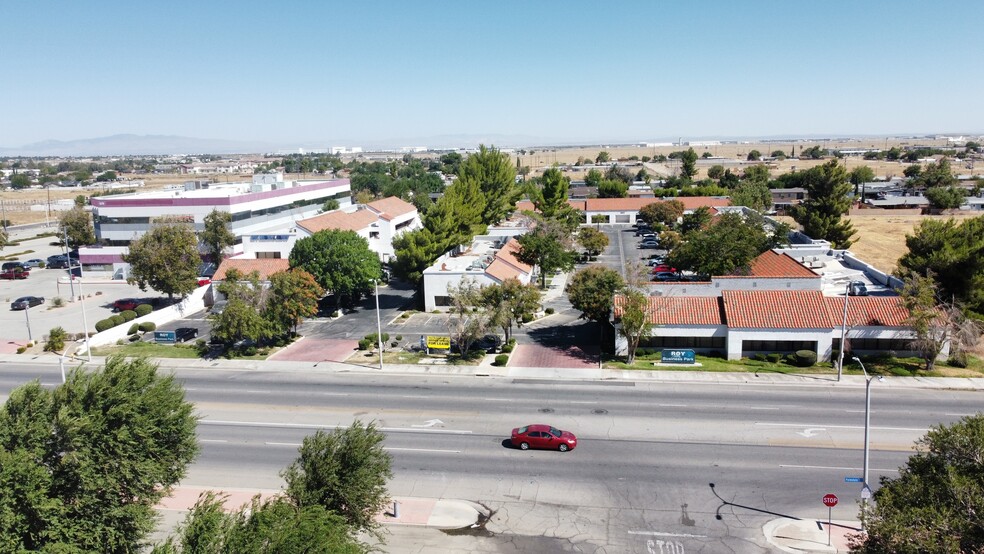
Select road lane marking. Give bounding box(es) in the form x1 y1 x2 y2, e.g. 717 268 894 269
245 390 271 394
657 404 688 408
756 422 927 432
200 439 228 443
780 464 899 472
482 398 513 402
201 419 472 434
321 392 350 396
749 407 779 410
628 530 709 538
385 447 461 453
265 442 302 447
571 401 598 404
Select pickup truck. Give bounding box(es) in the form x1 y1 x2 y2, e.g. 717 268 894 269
0 269 30 279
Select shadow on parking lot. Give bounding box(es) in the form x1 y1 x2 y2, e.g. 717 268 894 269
524 320 602 365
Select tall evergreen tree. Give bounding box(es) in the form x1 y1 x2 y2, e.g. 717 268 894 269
531 167 569 218
456 144 518 226
792 160 856 248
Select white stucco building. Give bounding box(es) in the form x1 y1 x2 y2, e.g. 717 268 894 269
423 235 534 311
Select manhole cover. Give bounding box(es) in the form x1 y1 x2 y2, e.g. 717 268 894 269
592 409 608 415
538 408 554 414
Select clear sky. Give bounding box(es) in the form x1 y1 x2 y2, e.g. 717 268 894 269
3 0 982 147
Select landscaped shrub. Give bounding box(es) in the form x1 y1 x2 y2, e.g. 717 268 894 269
120 310 137 322
243 345 257 356
395 335 403 341
16 346 27 354
521 313 533 323
752 353 767 362
110 314 125 326
128 334 140 342
501 344 514 353
948 352 969 368
494 354 509 366
766 353 782 363
51 297 64 307
391 341 398 348
545 307 555 315
127 323 140 335
793 350 817 367
95 319 115 332
44 327 67 353
138 322 156 332
135 304 153 317
357 338 372 350
365 332 389 344
401 312 410 319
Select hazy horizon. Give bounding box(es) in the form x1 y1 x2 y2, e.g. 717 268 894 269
4 1 983 150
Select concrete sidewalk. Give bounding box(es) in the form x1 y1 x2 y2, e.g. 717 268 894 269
764 518 863 553
157 485 480 530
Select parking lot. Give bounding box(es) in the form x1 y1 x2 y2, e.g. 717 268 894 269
590 223 670 281
0 232 204 352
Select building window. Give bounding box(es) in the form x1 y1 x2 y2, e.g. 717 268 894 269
256 252 282 259
370 232 380 239
434 296 451 307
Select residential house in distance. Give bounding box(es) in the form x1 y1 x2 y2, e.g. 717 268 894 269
293 196 421 262
515 196 732 225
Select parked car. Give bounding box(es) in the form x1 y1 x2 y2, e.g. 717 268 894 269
510 424 578 452
175 327 199 343
1 261 28 272
646 258 666 266
47 254 67 264
639 241 659 249
0 268 29 279
113 298 141 312
209 300 228 315
653 272 680 282
651 264 677 273
848 281 869 296
47 259 71 269
10 296 44 310
22 259 44 268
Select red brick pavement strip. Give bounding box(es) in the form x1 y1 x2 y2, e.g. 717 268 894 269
0 339 31 354
508 343 600 369
267 337 359 363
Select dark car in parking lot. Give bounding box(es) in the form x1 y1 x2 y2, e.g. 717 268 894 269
11 296 44 310
175 327 199 342
653 272 681 282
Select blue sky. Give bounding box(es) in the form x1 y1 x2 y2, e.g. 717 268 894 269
3 0 982 147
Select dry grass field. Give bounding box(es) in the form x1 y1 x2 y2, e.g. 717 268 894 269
845 213 978 273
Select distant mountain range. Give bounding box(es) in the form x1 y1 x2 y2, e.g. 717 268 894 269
2 131 979 157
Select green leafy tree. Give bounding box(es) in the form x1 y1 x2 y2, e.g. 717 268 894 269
58 206 96 247
123 217 201 300
680 206 713 236
924 185 966 210
746 150 761 161
899 271 981 371
615 289 652 364
516 219 578 289
457 144 518 226
584 168 604 188
849 165 875 190
903 164 922 179
850 414 984 553
0 355 198 552
597 179 628 198
730 179 773 212
199 209 235 263
391 227 445 284
791 160 856 248
577 226 609 257
770 150 786 159
157 493 365 554
282 421 392 535
595 151 611 164
707 165 725 180
479 278 541 343
742 164 771 184
531 167 570 218
669 212 782 277
605 164 634 184
43 326 66 352
679 148 698 180
639 199 685 228
95 170 117 182
566 266 624 322
209 297 271 346
9 173 32 189
912 159 958 189
264 269 325 336
445 278 492 355
289 230 381 309
896 216 984 315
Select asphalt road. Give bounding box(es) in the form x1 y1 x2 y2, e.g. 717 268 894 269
1 364 980 553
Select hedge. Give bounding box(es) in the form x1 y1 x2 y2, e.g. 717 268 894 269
357 338 372 350
120 310 137 322
127 323 139 335
135 304 153 317
110 314 125 326
793 350 817 367
95 319 115 333
494 354 509 366
138 322 156 333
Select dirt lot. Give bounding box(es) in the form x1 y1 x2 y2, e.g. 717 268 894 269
845 212 978 273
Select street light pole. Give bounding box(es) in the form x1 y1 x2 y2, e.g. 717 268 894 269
77 276 92 362
24 305 33 342
837 283 850 381
374 279 383 370
853 356 880 530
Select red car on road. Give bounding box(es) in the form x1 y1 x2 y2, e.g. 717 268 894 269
0 269 29 279
510 424 578 452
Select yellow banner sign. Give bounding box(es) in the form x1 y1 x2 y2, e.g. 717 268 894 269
426 336 451 349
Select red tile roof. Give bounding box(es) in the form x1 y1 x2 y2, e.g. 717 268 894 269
825 296 910 327
367 196 416 221
484 238 533 282
721 290 833 329
614 295 724 325
296 209 378 234
496 237 533 272
716 250 819 279
213 258 290 281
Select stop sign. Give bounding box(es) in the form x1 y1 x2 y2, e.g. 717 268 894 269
822 493 839 507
